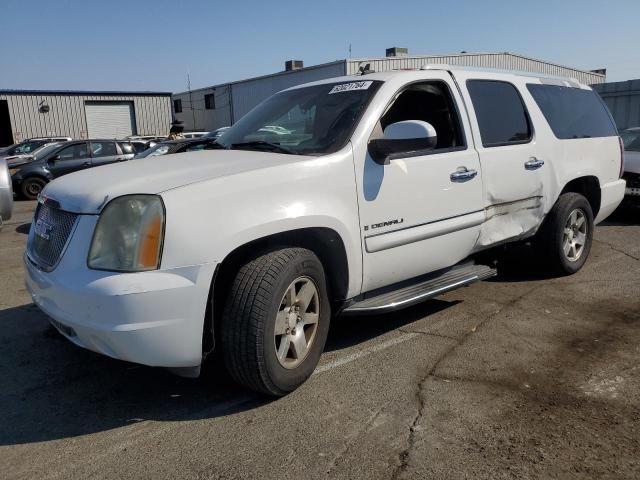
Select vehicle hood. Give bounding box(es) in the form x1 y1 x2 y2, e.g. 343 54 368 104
42 149 309 214
624 150 640 174
6 154 35 168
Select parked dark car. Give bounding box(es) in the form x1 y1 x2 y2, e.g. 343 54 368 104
11 139 135 200
134 137 221 159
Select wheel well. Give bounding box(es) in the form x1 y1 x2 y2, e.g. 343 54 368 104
561 176 601 217
202 228 349 357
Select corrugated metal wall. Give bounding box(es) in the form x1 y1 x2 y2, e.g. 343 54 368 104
0 92 172 142
346 53 605 85
593 80 640 131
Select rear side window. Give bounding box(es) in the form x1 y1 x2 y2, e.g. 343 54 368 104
527 84 617 139
90 141 117 157
467 80 532 147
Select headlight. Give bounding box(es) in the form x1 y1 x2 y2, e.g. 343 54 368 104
88 195 165 272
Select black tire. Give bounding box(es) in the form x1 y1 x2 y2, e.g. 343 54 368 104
21 177 47 201
537 192 594 275
221 248 330 396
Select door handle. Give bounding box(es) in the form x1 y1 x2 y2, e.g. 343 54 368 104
81 161 91 167
450 167 478 182
525 158 545 170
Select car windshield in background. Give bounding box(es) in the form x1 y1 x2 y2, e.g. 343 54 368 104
218 80 383 156
33 143 61 160
621 129 640 152
135 144 171 159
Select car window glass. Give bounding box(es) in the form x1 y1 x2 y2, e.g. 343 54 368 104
185 143 207 152
90 141 117 157
621 130 640 152
118 142 135 154
467 80 532 147
527 84 618 139
379 81 465 150
57 143 89 161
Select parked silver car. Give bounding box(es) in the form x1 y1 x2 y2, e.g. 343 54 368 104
0 158 13 227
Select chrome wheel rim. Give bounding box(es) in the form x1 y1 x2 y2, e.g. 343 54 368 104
274 276 320 369
562 208 588 262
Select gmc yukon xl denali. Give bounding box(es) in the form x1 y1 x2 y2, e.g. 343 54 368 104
24 67 625 396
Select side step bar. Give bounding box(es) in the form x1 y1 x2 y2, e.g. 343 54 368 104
343 264 496 315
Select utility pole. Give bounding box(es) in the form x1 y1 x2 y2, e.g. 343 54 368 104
187 71 196 130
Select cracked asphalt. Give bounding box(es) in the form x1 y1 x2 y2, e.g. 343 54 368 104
1 201 639 479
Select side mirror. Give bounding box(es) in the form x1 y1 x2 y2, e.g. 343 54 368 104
48 154 60 165
368 120 437 165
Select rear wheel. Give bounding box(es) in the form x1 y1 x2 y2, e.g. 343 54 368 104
537 193 594 275
21 177 47 200
221 248 330 396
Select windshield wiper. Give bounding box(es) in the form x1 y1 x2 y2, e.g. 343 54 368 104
229 141 294 155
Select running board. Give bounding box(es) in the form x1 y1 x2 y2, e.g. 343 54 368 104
343 264 496 315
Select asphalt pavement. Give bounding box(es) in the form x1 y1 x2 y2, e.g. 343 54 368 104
1 201 639 479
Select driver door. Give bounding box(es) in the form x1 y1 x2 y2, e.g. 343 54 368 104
354 75 484 292
47 142 91 178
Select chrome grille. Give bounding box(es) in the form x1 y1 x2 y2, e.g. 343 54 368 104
28 203 78 270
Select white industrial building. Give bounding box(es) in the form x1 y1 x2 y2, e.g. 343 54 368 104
0 90 172 146
172 50 607 131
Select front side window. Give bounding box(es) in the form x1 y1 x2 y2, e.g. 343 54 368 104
218 80 383 156
527 84 618 139
135 144 171 159
467 80 532 147
90 141 117 157
57 143 89 160
378 81 465 150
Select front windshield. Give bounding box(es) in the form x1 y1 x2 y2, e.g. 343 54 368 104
10 140 44 155
621 130 640 152
135 143 171 159
33 143 61 160
218 80 382 155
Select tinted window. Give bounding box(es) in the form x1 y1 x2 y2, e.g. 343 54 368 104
204 94 215 110
174 99 182 113
527 84 617 139
90 141 117 157
467 80 532 147
57 143 89 160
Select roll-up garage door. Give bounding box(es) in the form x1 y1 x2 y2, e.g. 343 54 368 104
84 101 136 138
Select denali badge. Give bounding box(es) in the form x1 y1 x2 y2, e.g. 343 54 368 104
34 219 53 240
363 218 404 232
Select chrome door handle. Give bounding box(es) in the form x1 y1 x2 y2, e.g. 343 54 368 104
525 158 545 170
450 167 478 182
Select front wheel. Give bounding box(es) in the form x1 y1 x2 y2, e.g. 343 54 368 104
221 248 330 396
537 192 594 275
20 177 47 200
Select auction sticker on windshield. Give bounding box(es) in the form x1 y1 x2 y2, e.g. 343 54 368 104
329 81 373 94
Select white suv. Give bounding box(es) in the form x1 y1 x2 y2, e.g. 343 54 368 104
24 67 625 396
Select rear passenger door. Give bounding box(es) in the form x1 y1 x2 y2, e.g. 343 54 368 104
456 74 547 247
89 141 123 167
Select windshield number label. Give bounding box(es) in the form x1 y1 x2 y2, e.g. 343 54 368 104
329 81 373 94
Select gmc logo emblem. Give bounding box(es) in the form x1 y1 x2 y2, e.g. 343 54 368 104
34 219 53 240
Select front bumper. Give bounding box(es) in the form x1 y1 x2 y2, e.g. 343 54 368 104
24 215 216 368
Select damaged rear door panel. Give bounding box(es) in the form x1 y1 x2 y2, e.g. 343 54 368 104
456 74 549 247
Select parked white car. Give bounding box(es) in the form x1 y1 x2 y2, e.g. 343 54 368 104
24 67 625 396
620 127 640 200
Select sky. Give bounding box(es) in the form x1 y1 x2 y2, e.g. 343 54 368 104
1 0 639 93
